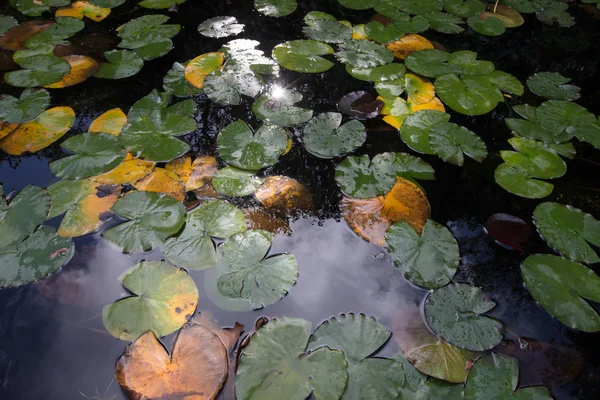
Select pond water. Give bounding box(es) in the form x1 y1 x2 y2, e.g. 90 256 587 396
1 1 600 399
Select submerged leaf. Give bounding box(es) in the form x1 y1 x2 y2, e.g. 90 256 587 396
485 213 532 253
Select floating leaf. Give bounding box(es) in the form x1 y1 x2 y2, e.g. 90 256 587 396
395 353 465 399
184 155 219 191
0 20 53 51
88 0 125 7
272 40 334 73
103 261 198 341
163 61 203 96
0 123 18 140
0 16 18 36
253 89 313 127
11 0 71 17
94 49 144 79
337 0 379 10
521 254 600 332
133 168 185 201
198 16 244 38
527 72 581 101
218 121 288 170
481 4 524 27
399 110 450 154
50 132 126 180
391 13 430 33
255 0 297 17
88 108 127 136
301 112 366 158
467 14 507 36
465 353 552 399
0 88 50 123
533 202 600 264
162 199 246 270
429 122 487 166
117 14 180 50
254 175 313 214
386 220 459 289
303 11 352 44
338 91 384 120
4 54 70 87
404 49 463 78
424 283 503 351
306 313 405 400
204 230 298 311
213 167 264 197
90 154 155 185
243 207 290 235
138 0 185 8
102 191 186 253
335 39 395 68
500 137 566 179
423 11 465 34
494 163 554 199
404 73 435 104
184 52 224 89
505 104 573 144
485 213 532 253
444 0 486 18
55 1 111 22
0 226 73 288
535 100 600 148
236 317 348 399
346 63 406 83
0 106 74 155
364 21 405 44
0 185 50 250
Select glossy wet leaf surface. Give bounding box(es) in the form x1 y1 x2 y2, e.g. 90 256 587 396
255 0 298 17
253 89 313 127
273 39 334 73
303 11 353 44
212 167 263 197
254 175 313 214
198 16 244 38
335 39 395 68
527 71 581 101
301 112 366 158
0 88 50 123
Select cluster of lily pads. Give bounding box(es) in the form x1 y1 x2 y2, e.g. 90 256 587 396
9 0 186 16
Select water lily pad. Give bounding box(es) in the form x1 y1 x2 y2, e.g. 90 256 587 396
0 16 18 36
399 110 451 154
444 0 486 18
218 120 288 170
535 100 600 148
485 213 532 253
254 175 313 214
102 191 186 253
213 167 264 197
424 283 503 351
335 154 396 198
167 155 219 191
533 202 600 264
338 91 384 120
0 185 50 250
423 11 465 34
11 0 70 17
303 11 352 43
103 260 198 341
0 20 53 51
88 0 125 7
163 61 203 96
134 38 174 61
404 73 435 104
429 122 488 166
255 0 297 17
405 49 463 78
406 337 473 383
521 254 600 332
386 34 433 60
500 137 566 179
4 54 70 87
139 0 185 8
346 63 406 83
162 199 246 270
204 230 298 311
468 14 507 36
0 88 50 123
132 167 185 201
391 14 430 34
253 89 313 127
0 106 75 155
184 52 224 89
55 1 111 22
117 15 180 50
90 154 155 185
306 313 404 400
236 317 348 399
505 105 573 144
465 353 552 399
481 4 524 27
301 112 366 158
365 21 405 44
527 72 581 101
116 314 243 400
0 226 73 288
536 1 574 28
94 49 144 79
88 108 127 136
337 0 378 9
272 40 334 73
395 354 465 399
198 16 244 38
494 162 554 199
386 220 459 289
335 39 395 68
50 132 126 179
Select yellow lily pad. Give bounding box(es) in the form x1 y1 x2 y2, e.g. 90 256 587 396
88 108 127 136
254 176 314 214
405 72 436 105
132 167 186 201
58 185 120 237
167 155 219 191
386 34 434 60
55 1 111 23
184 52 224 89
90 154 155 184
44 55 99 89
0 122 19 140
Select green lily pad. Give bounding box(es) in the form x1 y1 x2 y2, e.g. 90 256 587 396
255 0 297 17
102 191 186 253
423 12 465 34
522 254 600 332
204 230 298 311
102 260 198 341
467 15 507 36
536 1 574 28
465 353 552 399
335 39 395 68
337 0 378 9
335 154 396 198
429 122 488 166
94 49 144 79
0 88 50 123
404 50 463 78
162 199 246 270
217 121 288 170
4 54 70 88
424 283 503 351
306 313 404 400
303 11 352 43
198 16 244 38
134 38 173 61
346 63 406 82
448 50 496 76
212 167 264 197
272 40 334 73
406 337 474 383
527 72 581 101
236 317 348 399
500 137 566 179
365 21 405 44
395 354 465 400
0 226 73 288
10 0 70 17
89 0 126 7
494 163 554 199
391 13 430 33
400 110 451 154
386 220 459 289
0 15 18 35
537 101 600 149
253 89 313 127
505 105 573 144
163 61 203 96
0 185 50 250
24 17 84 49
117 15 180 50
533 202 600 264
139 0 185 9
301 112 366 159
444 0 486 18
389 152 436 180
395 0 445 14
49 132 126 180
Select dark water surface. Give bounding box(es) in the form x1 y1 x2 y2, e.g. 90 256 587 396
1 1 600 399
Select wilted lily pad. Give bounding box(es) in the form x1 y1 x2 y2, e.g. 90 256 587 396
198 16 244 38
55 1 111 22
90 154 155 185
213 167 264 197
521 254 600 332
132 167 186 201
218 121 288 170
167 155 219 191
255 0 297 17
527 72 581 101
0 185 50 250
424 283 503 351
103 261 198 341
236 317 348 399
465 353 552 399
395 353 465 399
162 199 246 270
253 89 313 127
533 202 600 264
102 191 186 253
301 112 366 158
204 230 298 311
272 40 334 73
335 39 395 68
386 220 459 289
88 108 127 136
306 313 404 400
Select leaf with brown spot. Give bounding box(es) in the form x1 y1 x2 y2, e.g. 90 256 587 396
167 155 219 192
254 176 313 215
386 34 434 60
0 107 75 155
166 155 193 183
133 168 186 201
43 55 99 89
55 1 111 22
88 108 127 136
243 207 291 235
115 313 243 400
0 122 19 140
194 183 220 200
341 195 389 246
90 154 155 185
0 20 54 51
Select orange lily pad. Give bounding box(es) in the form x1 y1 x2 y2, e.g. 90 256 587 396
243 207 291 235
184 52 224 89
88 108 127 136
133 167 186 201
0 122 19 140
90 154 155 184
55 1 111 22
57 185 120 237
167 155 219 192
254 176 314 214
386 34 434 60
44 55 99 89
